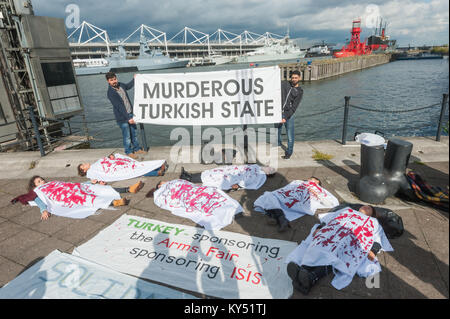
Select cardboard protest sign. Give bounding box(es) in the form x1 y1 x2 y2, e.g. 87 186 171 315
73 214 297 299
0 250 195 299
133 66 282 126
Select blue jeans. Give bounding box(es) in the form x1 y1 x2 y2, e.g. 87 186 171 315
142 167 161 177
119 122 141 155
277 115 295 155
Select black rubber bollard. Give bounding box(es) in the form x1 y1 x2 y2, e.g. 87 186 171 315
384 138 413 196
356 143 389 204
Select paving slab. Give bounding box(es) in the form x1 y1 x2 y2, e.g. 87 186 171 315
0 138 447 299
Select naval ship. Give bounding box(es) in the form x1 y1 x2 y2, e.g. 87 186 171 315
232 37 307 63
73 38 189 76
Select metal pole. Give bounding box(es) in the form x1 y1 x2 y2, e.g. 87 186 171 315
243 124 248 163
28 106 45 157
342 96 351 145
436 93 449 142
139 123 149 151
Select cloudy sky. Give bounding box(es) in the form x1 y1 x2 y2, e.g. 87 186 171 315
32 0 449 48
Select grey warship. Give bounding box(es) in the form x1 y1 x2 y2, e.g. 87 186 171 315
73 38 188 76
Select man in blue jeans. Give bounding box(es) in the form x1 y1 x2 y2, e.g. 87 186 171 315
277 70 303 159
106 71 146 159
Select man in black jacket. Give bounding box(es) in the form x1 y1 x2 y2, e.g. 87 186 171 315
106 72 146 159
277 70 303 159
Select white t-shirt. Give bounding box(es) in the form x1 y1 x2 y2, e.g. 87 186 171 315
200 164 267 190
86 153 165 182
254 180 339 221
34 181 121 219
286 207 393 290
154 179 243 230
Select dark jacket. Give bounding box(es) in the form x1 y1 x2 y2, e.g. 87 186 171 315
281 80 303 120
107 79 135 124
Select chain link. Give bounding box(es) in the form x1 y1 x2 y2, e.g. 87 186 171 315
349 103 441 113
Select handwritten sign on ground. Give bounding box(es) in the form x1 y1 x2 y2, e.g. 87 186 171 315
133 66 282 126
73 214 297 299
0 250 195 299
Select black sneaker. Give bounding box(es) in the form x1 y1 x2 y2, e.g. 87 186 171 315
282 153 292 160
296 266 313 295
287 262 311 295
277 214 291 232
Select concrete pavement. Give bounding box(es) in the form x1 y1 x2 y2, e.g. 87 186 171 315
0 136 448 298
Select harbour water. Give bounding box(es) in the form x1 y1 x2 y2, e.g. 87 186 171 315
72 57 449 149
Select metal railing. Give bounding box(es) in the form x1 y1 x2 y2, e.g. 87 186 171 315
341 93 449 145
1 93 448 157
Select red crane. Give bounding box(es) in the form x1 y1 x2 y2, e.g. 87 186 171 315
334 19 372 58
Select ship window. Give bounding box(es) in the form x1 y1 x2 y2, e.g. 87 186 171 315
41 62 76 87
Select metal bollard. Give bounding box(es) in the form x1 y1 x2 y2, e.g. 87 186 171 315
28 105 45 157
139 123 149 152
436 93 449 142
341 96 351 145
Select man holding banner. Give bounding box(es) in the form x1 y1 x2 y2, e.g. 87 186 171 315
278 70 303 160
106 72 147 159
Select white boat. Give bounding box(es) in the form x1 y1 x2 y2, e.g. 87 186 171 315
232 38 307 63
209 51 233 65
307 44 331 56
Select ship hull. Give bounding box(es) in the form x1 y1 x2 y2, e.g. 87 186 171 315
75 60 189 76
233 52 306 63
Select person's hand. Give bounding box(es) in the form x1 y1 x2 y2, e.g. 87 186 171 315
91 179 98 184
41 210 51 221
231 184 239 190
99 181 107 185
368 251 376 261
134 74 137 79
128 119 136 125
281 119 286 123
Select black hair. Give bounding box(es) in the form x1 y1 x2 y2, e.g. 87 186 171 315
291 70 301 77
28 175 44 192
145 181 163 198
368 205 377 217
105 71 116 80
77 164 87 177
309 176 322 186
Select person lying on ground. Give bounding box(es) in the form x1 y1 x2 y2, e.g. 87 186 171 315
179 164 276 191
11 176 143 221
253 177 339 231
77 153 167 183
286 205 393 295
145 179 243 230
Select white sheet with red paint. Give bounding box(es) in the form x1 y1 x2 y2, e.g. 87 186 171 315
253 180 339 221
87 153 165 182
286 207 393 289
34 181 121 219
200 164 267 190
154 179 243 230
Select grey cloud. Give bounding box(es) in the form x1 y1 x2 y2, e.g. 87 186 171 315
32 0 449 46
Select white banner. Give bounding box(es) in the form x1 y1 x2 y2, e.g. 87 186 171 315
34 181 121 219
0 250 195 299
73 214 297 299
87 153 165 183
133 66 282 126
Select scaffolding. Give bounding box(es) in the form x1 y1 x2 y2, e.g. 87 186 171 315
67 21 111 56
0 0 42 149
1 0 85 153
122 24 168 53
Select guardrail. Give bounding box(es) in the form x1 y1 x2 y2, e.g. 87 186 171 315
341 93 449 145
1 93 448 157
